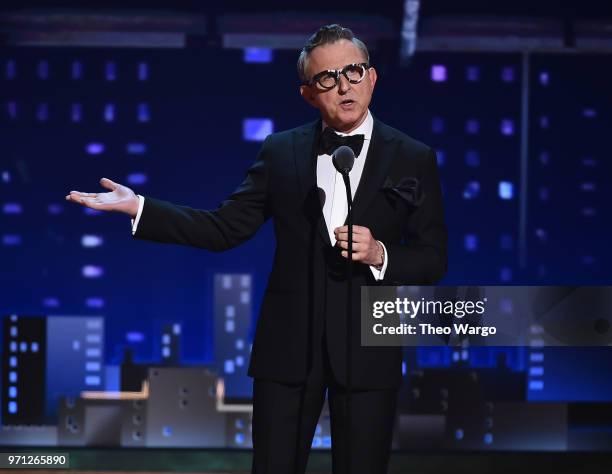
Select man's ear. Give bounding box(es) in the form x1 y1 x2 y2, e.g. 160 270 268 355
300 84 316 107
368 67 378 90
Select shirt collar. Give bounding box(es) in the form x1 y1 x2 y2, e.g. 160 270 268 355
321 109 373 141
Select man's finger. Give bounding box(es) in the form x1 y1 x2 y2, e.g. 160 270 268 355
69 191 97 198
99 177 118 191
336 241 367 252
335 225 368 234
70 196 98 207
340 250 366 260
335 232 368 243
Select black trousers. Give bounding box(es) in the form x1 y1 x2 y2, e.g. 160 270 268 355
251 329 398 474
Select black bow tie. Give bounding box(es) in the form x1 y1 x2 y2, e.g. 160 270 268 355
318 127 365 157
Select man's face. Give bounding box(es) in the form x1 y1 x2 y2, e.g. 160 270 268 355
300 39 377 133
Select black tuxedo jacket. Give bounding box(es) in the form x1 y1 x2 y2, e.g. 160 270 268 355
133 116 447 390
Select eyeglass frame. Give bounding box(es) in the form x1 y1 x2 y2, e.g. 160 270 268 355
303 62 371 89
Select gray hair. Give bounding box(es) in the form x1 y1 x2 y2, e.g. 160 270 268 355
297 24 370 84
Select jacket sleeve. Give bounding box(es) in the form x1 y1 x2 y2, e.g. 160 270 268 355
132 136 271 252
382 147 448 285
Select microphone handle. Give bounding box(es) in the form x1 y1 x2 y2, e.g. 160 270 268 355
341 171 353 474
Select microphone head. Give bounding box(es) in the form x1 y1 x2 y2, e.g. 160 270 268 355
332 145 355 175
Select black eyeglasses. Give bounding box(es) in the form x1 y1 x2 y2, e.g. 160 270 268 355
305 62 370 90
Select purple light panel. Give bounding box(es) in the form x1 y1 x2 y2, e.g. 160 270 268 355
431 65 446 82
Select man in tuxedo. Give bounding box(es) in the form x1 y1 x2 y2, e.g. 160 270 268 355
66 24 447 474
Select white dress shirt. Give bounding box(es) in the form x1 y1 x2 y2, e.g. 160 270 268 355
131 109 388 280
316 109 388 280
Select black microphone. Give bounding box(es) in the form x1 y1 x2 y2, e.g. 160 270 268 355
332 143 356 474
332 145 355 176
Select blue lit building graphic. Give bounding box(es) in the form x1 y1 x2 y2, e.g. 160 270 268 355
1 315 46 425
214 274 252 399
45 316 105 423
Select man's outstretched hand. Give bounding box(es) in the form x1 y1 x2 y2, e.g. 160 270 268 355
65 178 140 218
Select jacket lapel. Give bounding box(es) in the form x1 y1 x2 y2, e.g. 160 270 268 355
345 117 396 225
293 119 332 246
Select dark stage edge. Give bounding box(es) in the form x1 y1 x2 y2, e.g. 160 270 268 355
5 449 612 473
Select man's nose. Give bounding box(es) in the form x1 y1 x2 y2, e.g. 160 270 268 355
337 74 351 93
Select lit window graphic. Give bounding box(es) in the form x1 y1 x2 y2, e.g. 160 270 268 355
81 234 104 248
499 267 512 282
126 142 147 155
104 103 116 122
500 234 513 250
2 234 21 245
82 265 104 278
36 103 49 122
498 181 514 200
86 143 105 155
582 108 597 118
85 297 105 308
37 60 49 80
465 150 479 167
48 204 63 215
465 66 479 82
127 173 148 185
431 117 444 134
501 66 515 82
86 361 101 371
71 103 82 122
105 61 117 81
138 62 149 81
7 101 17 120
431 64 447 82
500 119 514 136
126 332 145 343
243 47 273 63
243 118 273 141
464 234 478 252
86 348 101 357
85 375 101 386
71 60 83 80
137 102 150 122
463 181 480 199
465 119 479 134
6 59 17 79
2 203 22 214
